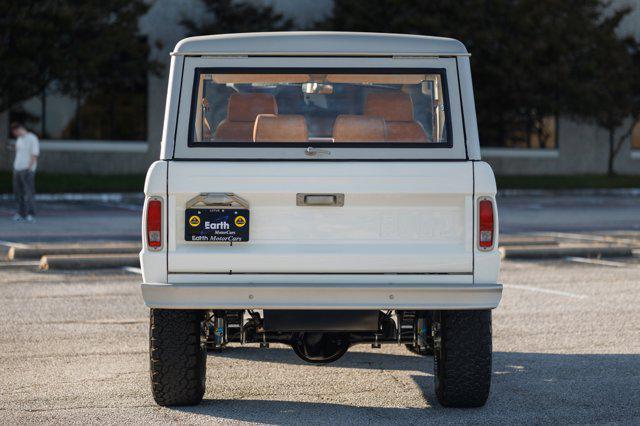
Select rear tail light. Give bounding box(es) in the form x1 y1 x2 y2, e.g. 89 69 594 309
478 198 494 250
146 199 162 249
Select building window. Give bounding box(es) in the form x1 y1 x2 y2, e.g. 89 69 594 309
632 119 640 150
9 77 147 141
480 115 557 149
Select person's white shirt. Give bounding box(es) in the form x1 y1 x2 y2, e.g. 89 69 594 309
13 132 40 172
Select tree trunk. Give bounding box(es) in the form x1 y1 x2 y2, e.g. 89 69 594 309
109 92 116 140
75 94 81 140
607 128 616 177
40 87 46 139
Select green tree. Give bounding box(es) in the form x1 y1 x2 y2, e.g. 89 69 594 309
0 2 60 113
316 0 639 157
602 39 640 175
0 0 160 138
181 0 294 36
53 0 161 139
579 6 639 175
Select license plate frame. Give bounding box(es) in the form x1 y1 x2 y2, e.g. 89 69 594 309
185 208 250 242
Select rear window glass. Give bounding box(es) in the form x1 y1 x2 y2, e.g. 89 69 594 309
189 69 451 147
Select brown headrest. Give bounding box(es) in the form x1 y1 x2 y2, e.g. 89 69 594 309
253 114 308 142
228 93 277 122
332 115 385 143
364 92 414 122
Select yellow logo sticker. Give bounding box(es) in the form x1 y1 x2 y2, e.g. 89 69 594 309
188 215 201 227
234 215 247 228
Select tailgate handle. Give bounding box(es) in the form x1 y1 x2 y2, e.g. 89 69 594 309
297 193 344 207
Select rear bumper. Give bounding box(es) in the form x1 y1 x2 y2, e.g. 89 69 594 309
141 281 502 310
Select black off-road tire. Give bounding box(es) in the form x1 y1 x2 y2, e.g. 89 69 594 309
433 310 492 408
150 309 207 406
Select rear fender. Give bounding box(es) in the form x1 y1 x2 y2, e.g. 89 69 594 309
141 161 168 284
474 161 500 284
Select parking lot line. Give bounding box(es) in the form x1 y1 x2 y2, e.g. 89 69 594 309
502 283 588 299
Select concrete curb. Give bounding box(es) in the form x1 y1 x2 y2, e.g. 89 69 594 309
500 245 634 260
7 243 141 260
0 245 10 260
499 236 558 247
0 260 41 269
40 254 139 270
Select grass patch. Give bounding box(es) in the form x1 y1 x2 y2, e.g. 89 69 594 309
496 175 640 190
0 172 145 193
1 172 639 193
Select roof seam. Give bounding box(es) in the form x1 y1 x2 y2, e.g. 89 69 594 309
170 52 471 57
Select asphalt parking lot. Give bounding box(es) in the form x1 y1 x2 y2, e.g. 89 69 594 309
1 194 639 423
0 197 141 244
1 258 639 424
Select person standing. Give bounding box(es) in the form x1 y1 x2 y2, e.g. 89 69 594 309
10 122 39 222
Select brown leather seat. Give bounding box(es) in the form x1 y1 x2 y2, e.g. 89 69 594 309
332 115 386 142
253 114 308 142
214 93 278 142
364 92 428 142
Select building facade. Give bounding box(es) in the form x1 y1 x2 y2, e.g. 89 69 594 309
1 0 638 176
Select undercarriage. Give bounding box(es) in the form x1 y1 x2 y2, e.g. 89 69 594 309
203 309 434 363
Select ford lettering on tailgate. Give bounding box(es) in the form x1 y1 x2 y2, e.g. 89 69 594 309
185 208 250 242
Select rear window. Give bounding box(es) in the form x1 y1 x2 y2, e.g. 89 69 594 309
189 69 451 147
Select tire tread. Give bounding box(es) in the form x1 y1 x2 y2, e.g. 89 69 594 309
149 309 207 406
435 310 492 407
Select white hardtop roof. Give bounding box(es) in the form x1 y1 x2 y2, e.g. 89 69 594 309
173 31 468 57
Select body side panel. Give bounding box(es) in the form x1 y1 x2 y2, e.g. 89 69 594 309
457 56 481 160
160 56 183 160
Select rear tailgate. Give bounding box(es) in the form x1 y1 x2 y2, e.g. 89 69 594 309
167 161 473 274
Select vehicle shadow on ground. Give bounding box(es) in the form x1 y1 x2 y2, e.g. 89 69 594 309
212 345 425 370
171 348 640 423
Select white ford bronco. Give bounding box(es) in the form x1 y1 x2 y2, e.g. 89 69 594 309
141 32 501 408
